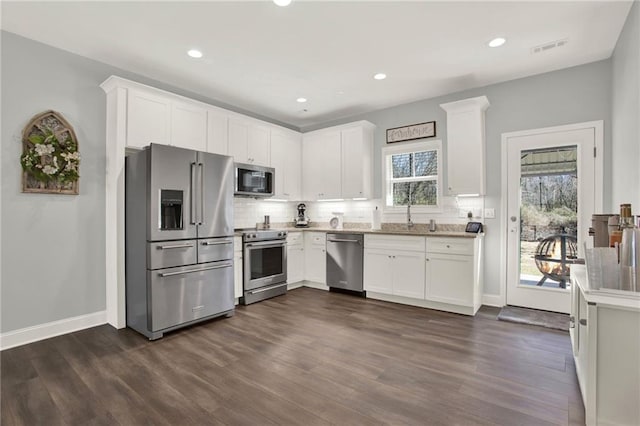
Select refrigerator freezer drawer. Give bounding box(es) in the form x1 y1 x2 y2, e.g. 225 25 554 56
148 240 198 270
198 237 234 264
148 261 234 332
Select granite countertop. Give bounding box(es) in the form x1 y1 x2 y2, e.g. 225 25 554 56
236 222 482 238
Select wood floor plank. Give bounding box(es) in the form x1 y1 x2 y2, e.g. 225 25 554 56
1 287 585 425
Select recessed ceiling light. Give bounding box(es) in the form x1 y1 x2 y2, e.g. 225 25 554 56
296 97 307 103
374 73 387 80
488 37 506 48
273 0 292 6
187 49 203 58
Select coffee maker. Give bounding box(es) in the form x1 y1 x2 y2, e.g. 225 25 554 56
295 203 309 227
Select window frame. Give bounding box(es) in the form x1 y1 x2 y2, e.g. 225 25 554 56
381 139 443 213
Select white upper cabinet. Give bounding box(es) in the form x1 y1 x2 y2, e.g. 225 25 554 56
341 125 374 199
303 131 342 200
171 101 207 152
302 121 375 201
271 130 302 200
440 96 489 196
207 109 229 155
127 89 171 148
228 119 270 165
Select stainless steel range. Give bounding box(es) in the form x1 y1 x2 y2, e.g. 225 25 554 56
240 229 288 305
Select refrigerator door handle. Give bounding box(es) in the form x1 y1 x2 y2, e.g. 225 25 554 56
190 162 197 225
199 162 205 226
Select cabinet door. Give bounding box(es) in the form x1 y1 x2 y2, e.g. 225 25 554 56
302 131 341 200
392 250 426 299
287 246 305 284
364 249 393 294
127 89 171 148
341 126 371 199
171 102 207 151
247 124 270 166
426 253 473 306
234 252 243 299
304 245 326 284
228 119 248 162
207 110 229 155
271 131 302 200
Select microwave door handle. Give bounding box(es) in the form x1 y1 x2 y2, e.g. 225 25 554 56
190 162 197 225
199 163 205 226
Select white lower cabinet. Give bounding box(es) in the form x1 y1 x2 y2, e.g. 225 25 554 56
364 235 426 298
233 237 243 301
570 266 640 426
286 232 304 284
364 234 482 316
425 253 474 306
304 232 326 284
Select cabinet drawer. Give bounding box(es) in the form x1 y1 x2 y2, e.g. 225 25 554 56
198 237 234 263
147 240 197 270
306 232 326 246
287 232 303 246
149 260 234 331
365 234 425 252
426 238 473 255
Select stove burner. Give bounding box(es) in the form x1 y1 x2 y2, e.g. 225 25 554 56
534 234 583 288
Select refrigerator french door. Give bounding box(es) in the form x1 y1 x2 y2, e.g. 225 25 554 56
126 143 235 340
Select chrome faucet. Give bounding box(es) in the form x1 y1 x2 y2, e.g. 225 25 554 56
407 203 414 229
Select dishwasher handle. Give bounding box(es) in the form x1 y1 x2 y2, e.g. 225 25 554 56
327 238 361 244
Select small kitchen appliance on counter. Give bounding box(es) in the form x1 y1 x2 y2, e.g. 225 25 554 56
241 229 288 304
295 203 309 227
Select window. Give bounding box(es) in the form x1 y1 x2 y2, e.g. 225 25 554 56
383 140 442 209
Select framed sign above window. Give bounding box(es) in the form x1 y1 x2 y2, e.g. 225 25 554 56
386 121 436 144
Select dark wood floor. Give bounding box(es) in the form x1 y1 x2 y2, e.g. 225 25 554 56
2 287 585 425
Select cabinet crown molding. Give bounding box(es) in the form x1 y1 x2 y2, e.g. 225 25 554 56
439 96 490 113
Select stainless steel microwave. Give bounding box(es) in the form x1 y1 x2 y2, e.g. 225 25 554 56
234 163 275 197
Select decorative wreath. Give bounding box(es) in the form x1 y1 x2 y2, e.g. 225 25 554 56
20 125 80 184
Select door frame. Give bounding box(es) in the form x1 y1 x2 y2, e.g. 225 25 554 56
499 120 604 307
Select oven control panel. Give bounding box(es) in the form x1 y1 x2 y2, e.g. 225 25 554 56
243 230 287 242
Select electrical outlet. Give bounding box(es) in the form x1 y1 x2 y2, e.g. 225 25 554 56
484 208 495 219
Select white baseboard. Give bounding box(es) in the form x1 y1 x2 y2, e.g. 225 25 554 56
302 281 330 291
0 310 107 351
482 294 504 307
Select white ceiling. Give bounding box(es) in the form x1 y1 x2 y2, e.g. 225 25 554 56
1 1 632 129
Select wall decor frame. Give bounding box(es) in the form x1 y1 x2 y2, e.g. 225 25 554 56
20 110 80 195
386 121 436 144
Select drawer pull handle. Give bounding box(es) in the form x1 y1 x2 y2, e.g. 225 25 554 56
446 245 451 248
201 240 232 246
192 305 204 312
579 319 587 326
159 263 232 277
157 243 194 250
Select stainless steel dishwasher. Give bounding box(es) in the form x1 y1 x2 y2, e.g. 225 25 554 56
326 233 364 294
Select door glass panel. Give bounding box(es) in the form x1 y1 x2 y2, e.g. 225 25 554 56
519 146 578 289
237 168 272 194
250 246 283 280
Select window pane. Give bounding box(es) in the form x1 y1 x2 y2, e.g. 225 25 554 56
415 151 437 176
412 181 438 206
393 182 410 205
392 181 438 206
391 153 412 178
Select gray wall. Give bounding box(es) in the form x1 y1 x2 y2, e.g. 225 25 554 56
304 60 613 296
612 1 640 209
0 31 296 334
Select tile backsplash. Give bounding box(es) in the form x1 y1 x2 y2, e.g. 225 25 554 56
234 195 485 229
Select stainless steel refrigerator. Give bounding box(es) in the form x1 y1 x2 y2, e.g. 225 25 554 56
125 143 235 340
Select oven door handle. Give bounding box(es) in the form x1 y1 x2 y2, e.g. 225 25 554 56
248 282 288 295
244 241 286 249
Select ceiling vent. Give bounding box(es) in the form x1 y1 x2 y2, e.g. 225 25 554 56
531 38 568 54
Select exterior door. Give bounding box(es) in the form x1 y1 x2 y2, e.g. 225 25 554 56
506 125 598 313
